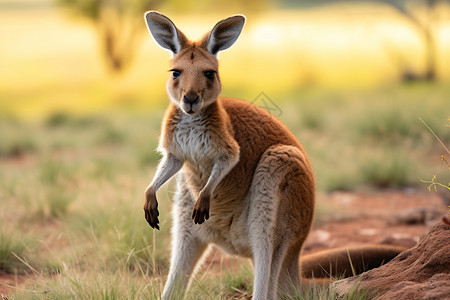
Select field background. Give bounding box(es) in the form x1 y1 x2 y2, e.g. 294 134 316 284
1 0 449 298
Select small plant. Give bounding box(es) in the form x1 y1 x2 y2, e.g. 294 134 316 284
419 117 450 192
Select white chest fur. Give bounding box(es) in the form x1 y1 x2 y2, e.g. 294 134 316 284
172 113 218 164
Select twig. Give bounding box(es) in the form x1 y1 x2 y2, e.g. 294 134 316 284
419 117 450 156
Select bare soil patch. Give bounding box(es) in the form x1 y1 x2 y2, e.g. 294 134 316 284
303 189 447 255
0 273 25 297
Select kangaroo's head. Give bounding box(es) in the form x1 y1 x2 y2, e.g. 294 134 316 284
145 12 245 115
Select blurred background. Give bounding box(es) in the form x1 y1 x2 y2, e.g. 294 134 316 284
1 0 450 115
1 0 449 190
0 0 449 298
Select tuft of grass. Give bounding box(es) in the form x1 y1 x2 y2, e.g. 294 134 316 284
9 260 164 300
0 227 34 274
45 112 108 129
0 119 37 158
45 112 74 128
185 261 253 299
138 145 163 167
286 276 368 300
0 138 37 158
359 150 413 188
65 191 171 276
96 126 126 145
354 109 420 143
288 284 334 300
35 160 77 219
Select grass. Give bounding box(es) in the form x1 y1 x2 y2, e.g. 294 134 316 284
184 262 254 299
281 84 450 192
10 261 163 300
35 160 76 219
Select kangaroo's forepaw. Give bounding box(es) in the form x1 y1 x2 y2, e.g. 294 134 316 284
192 194 210 224
144 191 160 230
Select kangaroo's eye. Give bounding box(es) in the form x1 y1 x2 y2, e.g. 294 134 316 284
204 70 216 80
171 69 181 79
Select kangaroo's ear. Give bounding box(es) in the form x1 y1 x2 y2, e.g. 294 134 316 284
206 15 245 56
144 11 188 54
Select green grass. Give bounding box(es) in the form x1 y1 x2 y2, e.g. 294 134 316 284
0 227 33 274
182 261 254 299
0 83 448 298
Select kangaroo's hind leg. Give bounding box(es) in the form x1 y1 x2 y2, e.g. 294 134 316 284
162 174 208 300
278 239 304 296
247 145 315 300
277 151 315 296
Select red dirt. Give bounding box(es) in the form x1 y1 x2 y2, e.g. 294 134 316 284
303 189 447 254
0 273 25 297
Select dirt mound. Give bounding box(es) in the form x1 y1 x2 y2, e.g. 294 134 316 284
331 215 450 299
378 273 450 300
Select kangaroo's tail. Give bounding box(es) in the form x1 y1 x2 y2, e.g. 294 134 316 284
300 244 406 280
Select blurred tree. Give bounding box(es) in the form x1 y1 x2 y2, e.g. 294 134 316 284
58 0 163 73
57 0 272 74
381 0 449 81
278 0 448 82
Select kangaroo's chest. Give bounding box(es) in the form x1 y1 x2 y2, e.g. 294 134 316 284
173 117 214 159
171 117 220 185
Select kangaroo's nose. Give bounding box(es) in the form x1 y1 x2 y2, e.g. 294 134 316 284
183 93 199 105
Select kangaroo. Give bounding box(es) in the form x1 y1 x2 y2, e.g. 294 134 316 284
142 12 403 300
143 11 314 299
